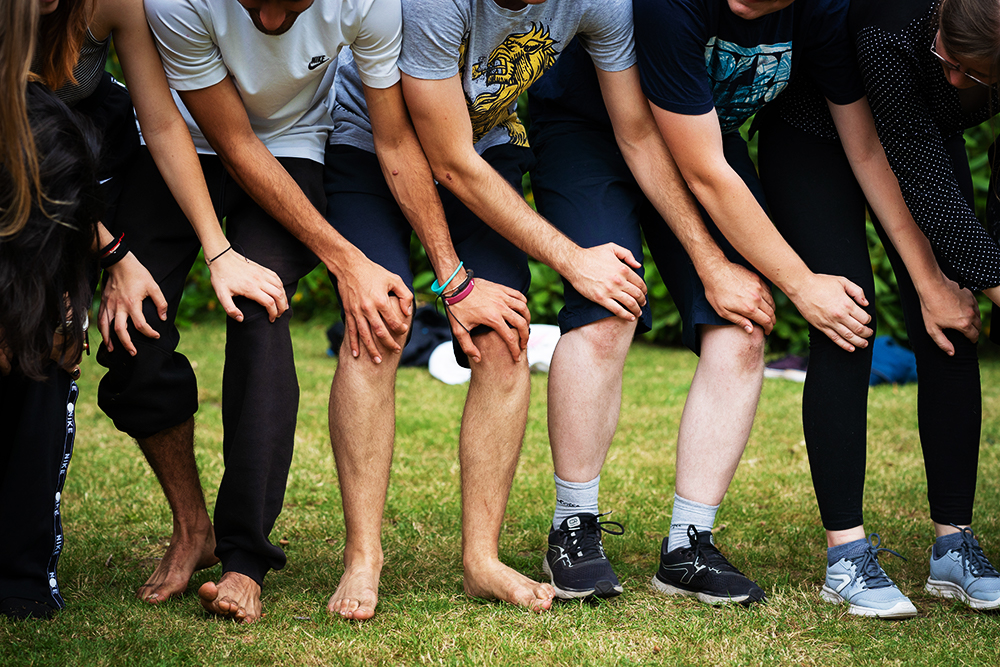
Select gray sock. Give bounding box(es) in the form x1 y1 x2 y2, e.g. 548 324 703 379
667 494 719 552
933 531 966 559
552 474 599 531
827 537 870 566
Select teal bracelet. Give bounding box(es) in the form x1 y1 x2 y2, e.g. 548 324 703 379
431 261 464 296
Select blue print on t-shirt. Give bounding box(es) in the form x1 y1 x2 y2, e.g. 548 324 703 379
706 37 792 134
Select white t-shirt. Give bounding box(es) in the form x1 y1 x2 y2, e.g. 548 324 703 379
145 0 402 162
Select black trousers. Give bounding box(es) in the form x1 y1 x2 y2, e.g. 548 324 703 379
0 366 77 616
757 115 982 531
97 148 321 585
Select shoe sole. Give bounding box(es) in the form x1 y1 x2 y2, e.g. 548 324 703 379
820 585 918 619
925 577 1000 610
650 575 756 606
542 558 623 600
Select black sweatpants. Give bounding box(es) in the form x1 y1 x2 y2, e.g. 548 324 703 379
757 115 982 531
97 148 321 585
0 366 77 616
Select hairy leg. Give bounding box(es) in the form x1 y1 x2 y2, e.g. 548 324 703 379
135 417 218 603
547 317 637 483
675 325 765 506
327 329 405 620
460 331 554 611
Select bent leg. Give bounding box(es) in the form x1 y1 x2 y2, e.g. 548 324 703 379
0 369 76 619
135 417 218 603
322 145 416 620
757 115 875 545
548 316 637 484
96 148 211 601
327 333 406 620
460 331 554 611
675 324 765 505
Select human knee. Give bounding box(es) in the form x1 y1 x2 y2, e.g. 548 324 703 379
472 330 529 384
570 317 637 362
700 324 765 375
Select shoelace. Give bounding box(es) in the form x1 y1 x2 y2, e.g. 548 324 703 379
953 526 1000 579
854 533 907 590
566 513 625 559
684 525 740 573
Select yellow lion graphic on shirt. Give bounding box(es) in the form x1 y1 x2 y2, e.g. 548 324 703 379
463 24 559 146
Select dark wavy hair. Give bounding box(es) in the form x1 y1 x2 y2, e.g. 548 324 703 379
0 83 102 380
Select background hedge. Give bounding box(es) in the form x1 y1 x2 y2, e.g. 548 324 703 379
104 48 995 351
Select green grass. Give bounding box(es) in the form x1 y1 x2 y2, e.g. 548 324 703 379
3 321 1000 666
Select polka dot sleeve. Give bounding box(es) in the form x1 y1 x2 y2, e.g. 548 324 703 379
857 18 1000 291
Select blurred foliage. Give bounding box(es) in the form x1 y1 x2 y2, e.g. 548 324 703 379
105 51 994 350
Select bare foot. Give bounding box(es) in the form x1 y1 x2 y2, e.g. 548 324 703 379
198 572 262 623
327 562 382 621
463 558 555 612
137 523 219 604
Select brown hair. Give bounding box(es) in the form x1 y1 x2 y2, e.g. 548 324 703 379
0 0 41 238
34 0 95 90
939 0 1000 80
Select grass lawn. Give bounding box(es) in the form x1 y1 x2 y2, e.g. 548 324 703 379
2 320 1000 666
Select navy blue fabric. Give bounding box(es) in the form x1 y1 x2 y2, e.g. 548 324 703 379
323 143 532 368
530 38 612 129
529 114 765 354
528 121 651 335
633 0 864 134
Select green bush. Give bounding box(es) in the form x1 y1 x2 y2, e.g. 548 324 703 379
105 50 994 349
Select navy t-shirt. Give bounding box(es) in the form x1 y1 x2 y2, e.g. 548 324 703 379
634 0 864 134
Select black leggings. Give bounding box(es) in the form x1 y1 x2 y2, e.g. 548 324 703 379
757 116 981 531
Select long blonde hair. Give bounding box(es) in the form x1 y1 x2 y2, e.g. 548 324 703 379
0 0 41 238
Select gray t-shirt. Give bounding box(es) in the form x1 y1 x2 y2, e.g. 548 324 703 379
330 0 634 155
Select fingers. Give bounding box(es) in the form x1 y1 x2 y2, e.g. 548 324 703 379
393 277 415 319
354 311 384 363
98 303 113 352
150 283 169 322
453 328 483 364
840 277 870 309
507 296 531 350
926 322 956 356
344 313 360 359
610 243 642 270
114 308 137 356
219 292 245 323
602 296 638 322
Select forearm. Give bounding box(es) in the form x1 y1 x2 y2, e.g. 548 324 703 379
373 136 462 284
685 167 813 296
143 120 230 257
430 151 580 275
214 139 362 274
618 134 728 273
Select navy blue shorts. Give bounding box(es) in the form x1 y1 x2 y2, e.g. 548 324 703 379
324 143 532 366
529 121 765 354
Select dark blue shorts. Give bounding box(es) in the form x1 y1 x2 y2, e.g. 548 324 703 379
323 142 532 366
529 121 766 354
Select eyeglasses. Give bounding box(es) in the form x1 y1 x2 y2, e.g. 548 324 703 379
930 38 992 88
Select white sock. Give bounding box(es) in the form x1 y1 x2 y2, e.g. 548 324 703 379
552 474 600 531
667 493 719 551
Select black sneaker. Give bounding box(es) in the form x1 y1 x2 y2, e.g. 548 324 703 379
652 525 766 606
543 513 625 599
